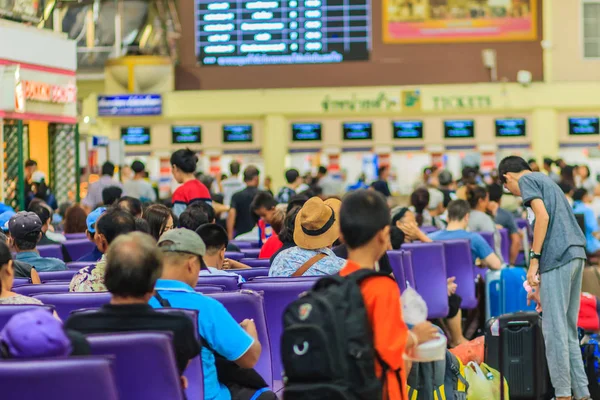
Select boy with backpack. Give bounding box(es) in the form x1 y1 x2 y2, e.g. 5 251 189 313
281 190 438 399
499 156 590 400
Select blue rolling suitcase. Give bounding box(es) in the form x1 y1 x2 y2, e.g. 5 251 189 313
486 266 536 320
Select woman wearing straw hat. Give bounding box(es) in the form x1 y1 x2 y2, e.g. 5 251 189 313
269 197 345 277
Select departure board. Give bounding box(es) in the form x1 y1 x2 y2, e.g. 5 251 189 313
195 0 371 66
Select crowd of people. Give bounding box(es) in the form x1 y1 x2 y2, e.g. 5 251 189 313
0 150 599 400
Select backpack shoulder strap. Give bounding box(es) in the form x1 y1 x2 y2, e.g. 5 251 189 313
292 253 326 277
153 291 171 307
347 268 393 284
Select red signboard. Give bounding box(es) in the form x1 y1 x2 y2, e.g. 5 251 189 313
22 80 76 104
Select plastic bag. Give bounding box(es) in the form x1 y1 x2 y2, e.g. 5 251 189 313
450 336 485 365
465 362 495 400
480 363 510 400
401 285 428 325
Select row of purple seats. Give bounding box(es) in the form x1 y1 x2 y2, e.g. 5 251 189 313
13 284 70 296
64 232 87 240
194 284 225 294
0 305 55 329
240 258 270 268
67 261 96 270
37 240 96 262
13 278 30 287
39 270 77 283
387 250 415 292
32 292 111 320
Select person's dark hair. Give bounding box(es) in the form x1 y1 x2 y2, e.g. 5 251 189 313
196 223 229 253
318 166 327 175
279 206 301 244
199 174 214 192
466 185 488 209
250 191 277 214
25 159 37 168
243 166 259 183
179 204 210 231
230 161 241 176
560 165 576 186
285 168 300 184
558 182 574 195
286 194 308 213
116 196 143 217
487 183 504 203
573 188 588 202
101 161 115 177
270 209 285 235
461 167 477 185
63 204 87 234
131 160 145 174
581 165 591 179
105 232 162 298
340 190 390 249
102 186 123 206
447 200 471 222
28 203 51 226
391 207 409 227
0 240 13 294
96 208 136 245
13 233 39 251
134 217 150 234
527 158 537 165
543 158 554 167
438 170 453 187
58 202 72 219
377 165 389 177
410 188 430 227
170 149 198 174
498 156 532 184
390 226 405 250
143 204 173 241
190 201 215 223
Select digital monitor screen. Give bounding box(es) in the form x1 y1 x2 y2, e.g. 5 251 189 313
495 118 526 137
121 127 151 145
292 123 322 141
172 126 202 144
444 120 475 139
343 122 372 140
223 124 253 142
195 0 370 66
569 117 600 135
392 120 423 139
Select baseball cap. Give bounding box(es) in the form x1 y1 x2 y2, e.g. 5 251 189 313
0 309 71 358
158 228 206 257
87 207 106 233
8 212 42 240
0 210 16 232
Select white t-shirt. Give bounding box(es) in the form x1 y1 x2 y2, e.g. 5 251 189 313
200 267 244 283
123 179 156 202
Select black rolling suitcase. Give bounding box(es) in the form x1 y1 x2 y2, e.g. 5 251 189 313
485 312 552 399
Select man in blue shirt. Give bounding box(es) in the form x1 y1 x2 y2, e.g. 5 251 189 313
572 188 600 255
77 207 106 262
149 229 267 400
428 200 503 270
8 212 67 271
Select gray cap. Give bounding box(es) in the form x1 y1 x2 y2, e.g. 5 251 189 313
8 212 42 240
157 228 206 257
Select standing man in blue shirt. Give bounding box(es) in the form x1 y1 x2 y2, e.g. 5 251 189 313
150 229 274 400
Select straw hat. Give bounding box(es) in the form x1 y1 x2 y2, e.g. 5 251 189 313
294 197 341 250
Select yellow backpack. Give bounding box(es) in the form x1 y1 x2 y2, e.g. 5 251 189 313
407 350 469 400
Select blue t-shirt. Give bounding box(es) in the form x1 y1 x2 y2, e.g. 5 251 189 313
573 201 600 254
149 279 254 400
428 229 494 262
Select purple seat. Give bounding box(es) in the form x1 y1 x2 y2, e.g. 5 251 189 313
239 258 270 268
194 284 225 294
64 232 88 240
477 231 495 251
401 242 449 319
37 244 63 260
197 275 239 290
237 267 270 281
387 251 407 292
420 225 439 234
0 304 54 330
499 228 510 264
401 250 416 289
38 270 77 283
442 240 477 309
230 240 254 249
13 283 70 296
63 239 95 262
241 248 261 258
240 280 315 388
206 291 273 387
67 261 97 270
225 251 245 261
87 332 184 400
251 276 319 282
12 278 30 287
0 357 119 400
32 292 111 320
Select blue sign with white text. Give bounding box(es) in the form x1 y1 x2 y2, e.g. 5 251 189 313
97 94 162 116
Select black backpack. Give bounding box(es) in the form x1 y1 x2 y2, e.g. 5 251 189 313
281 269 402 400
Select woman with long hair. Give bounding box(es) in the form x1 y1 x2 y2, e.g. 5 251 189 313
63 204 88 234
143 204 175 241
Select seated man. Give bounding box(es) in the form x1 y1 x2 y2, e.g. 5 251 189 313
149 229 272 400
28 203 64 246
0 232 40 282
115 196 143 218
77 207 106 262
65 232 200 377
488 183 521 265
101 186 123 207
70 208 136 292
8 212 67 272
572 188 600 256
196 224 249 283
269 197 345 277
179 203 241 252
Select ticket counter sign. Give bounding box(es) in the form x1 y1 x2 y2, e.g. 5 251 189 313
98 94 162 116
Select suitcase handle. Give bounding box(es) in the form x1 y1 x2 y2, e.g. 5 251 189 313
506 321 530 327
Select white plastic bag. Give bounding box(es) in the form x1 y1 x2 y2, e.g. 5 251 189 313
401 285 428 325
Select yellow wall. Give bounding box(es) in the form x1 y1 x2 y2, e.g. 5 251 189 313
26 120 49 176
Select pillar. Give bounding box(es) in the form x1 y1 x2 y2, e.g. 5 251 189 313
531 108 559 162
262 114 288 192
